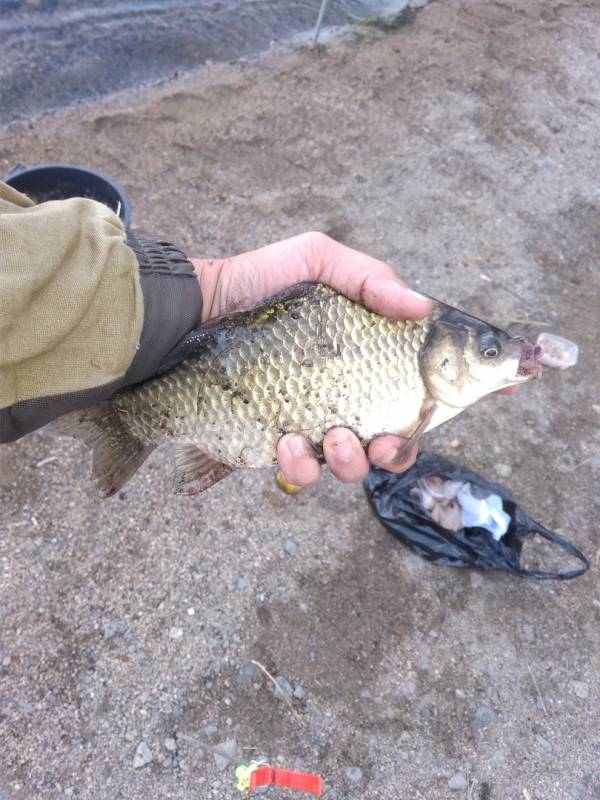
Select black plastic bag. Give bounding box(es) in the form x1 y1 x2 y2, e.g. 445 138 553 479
364 452 589 580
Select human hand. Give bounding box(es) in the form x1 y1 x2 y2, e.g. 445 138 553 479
191 232 432 487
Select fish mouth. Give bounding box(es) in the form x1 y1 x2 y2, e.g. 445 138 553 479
517 342 543 378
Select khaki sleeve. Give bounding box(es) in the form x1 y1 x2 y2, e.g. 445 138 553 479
0 182 202 443
0 181 143 409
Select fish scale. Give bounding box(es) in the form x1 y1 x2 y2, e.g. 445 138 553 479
116 284 432 468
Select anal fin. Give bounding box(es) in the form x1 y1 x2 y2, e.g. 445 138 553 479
174 443 232 496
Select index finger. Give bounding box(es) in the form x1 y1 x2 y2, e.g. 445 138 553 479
308 233 433 321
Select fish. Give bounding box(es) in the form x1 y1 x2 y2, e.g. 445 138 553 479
55 282 542 497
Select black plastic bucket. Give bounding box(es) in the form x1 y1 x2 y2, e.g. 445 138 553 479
4 163 132 228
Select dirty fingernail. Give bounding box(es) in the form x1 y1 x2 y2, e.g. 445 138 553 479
276 470 303 494
332 433 353 463
287 435 309 459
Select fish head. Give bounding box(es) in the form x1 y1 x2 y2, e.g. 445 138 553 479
419 306 542 408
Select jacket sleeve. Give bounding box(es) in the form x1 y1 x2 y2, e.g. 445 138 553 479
0 181 202 443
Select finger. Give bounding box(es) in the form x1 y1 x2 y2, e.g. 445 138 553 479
311 234 432 320
277 434 321 487
322 428 370 483
495 385 519 396
368 435 419 473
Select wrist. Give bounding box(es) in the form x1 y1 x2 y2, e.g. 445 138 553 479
191 258 226 323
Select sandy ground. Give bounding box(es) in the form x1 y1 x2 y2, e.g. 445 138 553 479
1 2 599 799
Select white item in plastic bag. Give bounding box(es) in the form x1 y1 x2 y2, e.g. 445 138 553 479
413 476 511 539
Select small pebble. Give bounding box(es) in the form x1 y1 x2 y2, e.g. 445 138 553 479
536 734 553 753
293 684 306 700
284 538 299 556
204 724 219 738
451 439 461 448
239 661 258 687
274 676 293 700
571 680 589 699
213 739 237 771
448 772 468 791
475 705 497 728
168 627 183 640
345 767 362 782
133 741 153 769
400 680 417 697
164 737 177 752
494 463 512 478
102 619 126 640
521 623 535 643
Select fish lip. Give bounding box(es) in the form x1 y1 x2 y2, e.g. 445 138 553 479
517 342 543 378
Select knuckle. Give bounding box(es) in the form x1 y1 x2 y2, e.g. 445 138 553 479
302 230 331 258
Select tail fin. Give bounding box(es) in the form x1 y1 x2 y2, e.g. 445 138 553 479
53 406 155 497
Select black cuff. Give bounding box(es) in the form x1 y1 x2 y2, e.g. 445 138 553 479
122 233 202 386
0 234 202 442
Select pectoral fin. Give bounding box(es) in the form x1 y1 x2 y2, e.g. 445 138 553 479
173 443 232 495
393 404 438 462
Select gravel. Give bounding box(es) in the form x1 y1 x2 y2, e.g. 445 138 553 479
474 706 497 729
213 740 238 771
102 618 127 639
284 538 299 556
273 676 294 700
293 684 306 700
238 661 258 687
132 742 153 769
345 767 363 782
448 772 468 791
571 681 589 699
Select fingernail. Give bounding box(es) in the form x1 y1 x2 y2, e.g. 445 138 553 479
406 288 430 304
380 446 401 465
275 470 303 494
287 435 309 459
380 445 414 466
332 433 353 463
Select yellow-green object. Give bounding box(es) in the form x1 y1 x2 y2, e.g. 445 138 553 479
235 761 265 792
275 470 303 494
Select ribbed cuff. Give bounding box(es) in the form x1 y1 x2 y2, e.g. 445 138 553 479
122 233 203 385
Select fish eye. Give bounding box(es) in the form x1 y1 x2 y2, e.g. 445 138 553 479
480 333 501 358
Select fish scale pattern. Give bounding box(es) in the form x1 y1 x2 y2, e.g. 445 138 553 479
116 285 433 468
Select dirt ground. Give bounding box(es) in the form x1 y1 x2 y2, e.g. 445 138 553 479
1 2 599 798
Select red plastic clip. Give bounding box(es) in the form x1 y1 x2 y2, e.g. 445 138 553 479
249 765 324 796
